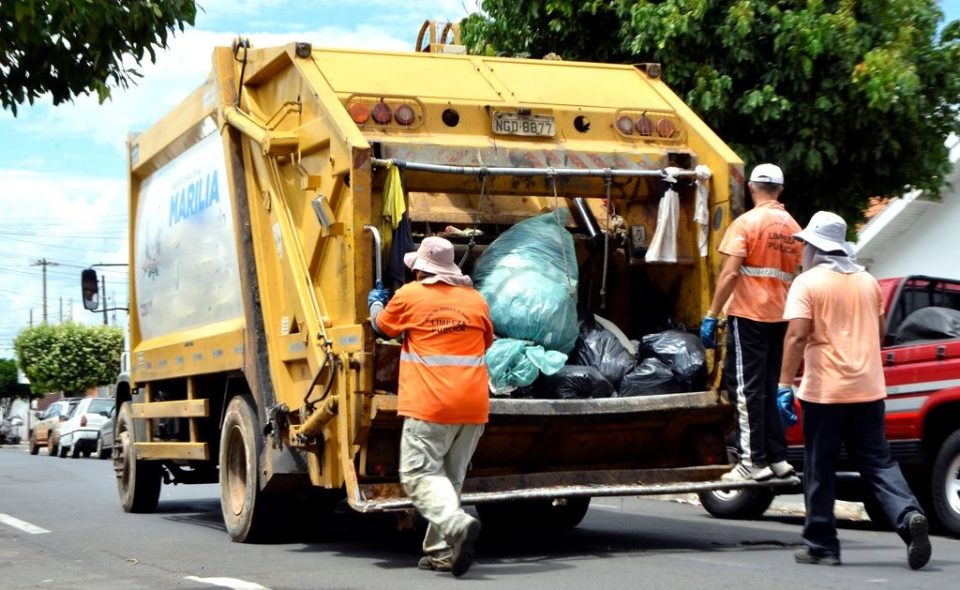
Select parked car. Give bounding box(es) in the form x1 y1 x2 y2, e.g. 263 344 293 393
29 398 80 456
0 415 23 444
58 397 115 458
95 406 116 460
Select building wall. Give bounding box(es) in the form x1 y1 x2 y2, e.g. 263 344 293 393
863 170 960 280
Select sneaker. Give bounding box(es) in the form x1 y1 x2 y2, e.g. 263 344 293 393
905 512 931 570
418 555 452 572
794 547 841 566
770 460 796 478
721 462 773 482
451 517 482 577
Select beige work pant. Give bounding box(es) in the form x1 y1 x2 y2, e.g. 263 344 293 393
399 417 484 558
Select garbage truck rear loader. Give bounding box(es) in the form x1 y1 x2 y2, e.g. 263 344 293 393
100 35 793 542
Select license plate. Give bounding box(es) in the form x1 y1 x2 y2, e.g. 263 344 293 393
492 112 555 137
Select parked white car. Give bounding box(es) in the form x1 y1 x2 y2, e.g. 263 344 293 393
58 398 115 458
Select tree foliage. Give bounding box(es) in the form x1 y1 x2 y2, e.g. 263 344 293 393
0 358 25 400
463 1 960 224
14 323 124 397
0 0 197 115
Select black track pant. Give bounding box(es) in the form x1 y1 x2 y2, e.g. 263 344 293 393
724 315 788 467
801 399 923 558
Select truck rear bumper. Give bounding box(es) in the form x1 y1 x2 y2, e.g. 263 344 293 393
349 466 800 513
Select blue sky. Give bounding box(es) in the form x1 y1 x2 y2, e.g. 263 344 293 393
0 0 957 356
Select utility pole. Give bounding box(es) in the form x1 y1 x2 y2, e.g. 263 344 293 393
59 297 63 323
29 309 33 328
31 258 58 324
101 274 108 326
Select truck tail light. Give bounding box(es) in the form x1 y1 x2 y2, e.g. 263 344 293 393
656 117 677 138
394 104 416 126
347 102 370 124
635 115 654 136
616 115 634 135
371 101 392 124
80 415 87 427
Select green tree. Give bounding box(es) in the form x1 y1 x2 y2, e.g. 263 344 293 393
14 323 124 396
463 1 960 225
0 358 25 400
0 0 197 115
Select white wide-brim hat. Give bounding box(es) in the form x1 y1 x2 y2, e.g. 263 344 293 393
794 210 855 256
403 236 464 276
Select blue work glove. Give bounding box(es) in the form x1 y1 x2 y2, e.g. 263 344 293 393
777 385 799 427
700 315 718 349
367 279 391 309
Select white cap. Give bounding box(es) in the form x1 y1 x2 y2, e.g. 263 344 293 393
749 163 784 185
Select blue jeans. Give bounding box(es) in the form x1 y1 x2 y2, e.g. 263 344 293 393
801 399 923 558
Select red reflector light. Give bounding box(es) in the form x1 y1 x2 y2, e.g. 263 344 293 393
371 102 392 124
616 115 634 135
635 115 654 136
656 118 677 138
80 415 87 427
347 102 370 124
394 104 416 126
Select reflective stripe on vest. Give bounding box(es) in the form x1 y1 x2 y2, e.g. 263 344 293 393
400 350 486 367
740 265 796 283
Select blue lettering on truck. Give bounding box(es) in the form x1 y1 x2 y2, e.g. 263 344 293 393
168 170 220 225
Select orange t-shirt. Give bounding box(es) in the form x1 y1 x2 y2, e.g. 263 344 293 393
375 281 494 424
719 201 802 322
783 267 886 404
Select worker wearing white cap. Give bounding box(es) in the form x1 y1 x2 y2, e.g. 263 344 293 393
779 211 931 569
701 163 802 482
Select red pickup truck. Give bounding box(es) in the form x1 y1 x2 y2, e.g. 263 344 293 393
700 275 960 537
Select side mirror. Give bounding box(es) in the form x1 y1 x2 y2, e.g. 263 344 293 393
82 268 100 312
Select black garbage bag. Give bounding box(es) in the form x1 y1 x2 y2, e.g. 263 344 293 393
529 365 615 399
617 358 683 396
637 329 706 389
895 307 960 344
571 322 637 387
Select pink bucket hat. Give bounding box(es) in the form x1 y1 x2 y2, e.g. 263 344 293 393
404 237 469 283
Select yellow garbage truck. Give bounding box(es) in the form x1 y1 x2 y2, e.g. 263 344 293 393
85 31 791 543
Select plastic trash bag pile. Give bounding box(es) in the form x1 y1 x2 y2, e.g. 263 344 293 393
473 211 580 393
513 321 707 399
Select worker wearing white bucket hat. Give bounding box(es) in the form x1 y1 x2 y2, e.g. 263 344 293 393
780 211 931 569
368 235 493 577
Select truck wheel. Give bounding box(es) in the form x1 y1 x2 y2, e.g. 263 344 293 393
220 394 275 543
698 488 775 520
29 434 39 455
48 440 58 456
116 401 162 513
59 445 68 458
477 497 591 529
71 444 81 459
931 430 960 537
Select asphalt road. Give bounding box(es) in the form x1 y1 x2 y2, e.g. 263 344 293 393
1 443 957 590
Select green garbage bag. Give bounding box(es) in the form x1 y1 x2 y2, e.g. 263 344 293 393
486 338 567 394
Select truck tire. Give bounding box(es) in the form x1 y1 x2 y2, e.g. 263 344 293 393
116 401 162 513
931 430 960 537
477 497 591 529
29 434 39 455
71 444 82 458
59 444 68 458
48 439 58 456
220 394 275 543
698 488 775 520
